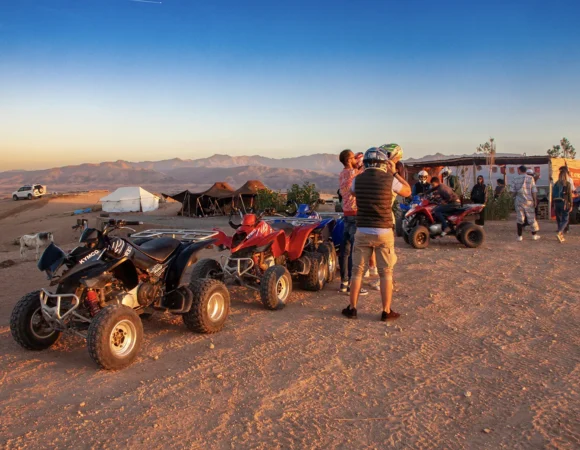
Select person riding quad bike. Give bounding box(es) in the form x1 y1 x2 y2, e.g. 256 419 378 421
430 176 461 236
412 170 430 196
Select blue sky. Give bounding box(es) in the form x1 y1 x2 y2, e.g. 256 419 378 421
1 0 579 170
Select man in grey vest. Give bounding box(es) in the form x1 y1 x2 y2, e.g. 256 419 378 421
342 146 411 321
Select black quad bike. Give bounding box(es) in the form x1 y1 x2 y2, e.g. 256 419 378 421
10 220 229 370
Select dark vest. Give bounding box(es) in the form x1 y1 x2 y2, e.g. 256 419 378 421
354 169 394 229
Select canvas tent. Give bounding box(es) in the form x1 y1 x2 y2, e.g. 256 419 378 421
167 182 235 217
232 180 268 212
100 187 159 213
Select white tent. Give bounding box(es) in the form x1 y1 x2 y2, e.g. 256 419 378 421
100 187 159 213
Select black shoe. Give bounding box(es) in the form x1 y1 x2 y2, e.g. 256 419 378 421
342 305 357 319
381 310 401 321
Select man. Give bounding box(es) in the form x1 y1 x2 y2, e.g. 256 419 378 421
470 175 487 226
430 176 461 236
512 165 540 241
412 170 430 196
441 167 462 197
342 146 411 321
338 149 368 295
494 178 506 199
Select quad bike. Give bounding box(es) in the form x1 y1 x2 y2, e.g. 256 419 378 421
10 220 228 370
402 197 485 249
396 195 423 237
191 211 333 310
570 188 580 225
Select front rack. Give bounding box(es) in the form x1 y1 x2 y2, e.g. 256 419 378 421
130 229 219 242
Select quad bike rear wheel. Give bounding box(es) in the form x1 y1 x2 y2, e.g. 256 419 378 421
409 225 430 249
395 216 404 237
260 265 292 310
190 258 223 281
10 290 61 350
459 223 485 248
183 279 230 333
300 252 327 291
455 223 469 244
317 243 337 283
87 305 143 370
403 230 410 244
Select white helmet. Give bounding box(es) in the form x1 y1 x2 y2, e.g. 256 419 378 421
418 170 428 181
441 167 451 176
526 168 534 175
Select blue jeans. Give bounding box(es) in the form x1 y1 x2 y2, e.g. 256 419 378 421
340 216 356 283
554 201 570 233
434 204 458 231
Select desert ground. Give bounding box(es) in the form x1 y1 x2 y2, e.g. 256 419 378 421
0 194 578 449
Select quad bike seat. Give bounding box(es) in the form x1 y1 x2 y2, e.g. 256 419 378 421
269 222 295 236
133 237 181 262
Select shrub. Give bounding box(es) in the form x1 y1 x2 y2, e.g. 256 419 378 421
287 182 320 205
255 189 285 212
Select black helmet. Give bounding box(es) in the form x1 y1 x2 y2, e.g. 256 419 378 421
363 147 389 170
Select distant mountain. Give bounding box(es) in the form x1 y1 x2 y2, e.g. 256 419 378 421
129 153 342 173
165 165 338 192
0 154 342 196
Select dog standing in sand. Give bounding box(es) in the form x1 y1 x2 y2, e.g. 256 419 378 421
20 232 54 260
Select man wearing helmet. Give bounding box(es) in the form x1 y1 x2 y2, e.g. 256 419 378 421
441 167 462 197
342 145 411 321
412 170 430 196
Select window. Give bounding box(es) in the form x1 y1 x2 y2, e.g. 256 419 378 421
509 167 515 174
492 167 498 173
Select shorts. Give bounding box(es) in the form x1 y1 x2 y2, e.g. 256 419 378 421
351 231 397 279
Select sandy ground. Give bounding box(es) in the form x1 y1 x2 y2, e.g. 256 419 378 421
0 194 578 449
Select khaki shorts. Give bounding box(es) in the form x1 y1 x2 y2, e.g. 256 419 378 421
352 231 397 279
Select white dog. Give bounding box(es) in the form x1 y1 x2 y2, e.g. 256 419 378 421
20 232 54 260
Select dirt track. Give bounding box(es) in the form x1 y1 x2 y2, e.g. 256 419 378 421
0 195 578 449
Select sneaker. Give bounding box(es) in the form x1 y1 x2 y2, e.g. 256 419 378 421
364 269 370 278
339 282 348 293
369 267 378 276
516 236 523 242
347 286 368 296
557 233 564 243
369 280 380 291
532 235 541 241
342 305 357 319
381 310 401 321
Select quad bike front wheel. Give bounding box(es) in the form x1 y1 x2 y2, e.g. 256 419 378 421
183 279 230 333
260 265 292 310
10 290 61 350
87 305 143 370
409 225 430 249
300 252 327 291
459 223 485 248
317 243 337 284
190 258 223 281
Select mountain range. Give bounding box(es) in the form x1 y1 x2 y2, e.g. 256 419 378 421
0 154 343 196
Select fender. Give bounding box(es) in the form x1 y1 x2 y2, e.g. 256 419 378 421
55 256 138 290
286 222 320 260
165 239 216 291
331 217 345 249
213 229 232 249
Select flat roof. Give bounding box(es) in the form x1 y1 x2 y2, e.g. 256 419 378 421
405 155 551 168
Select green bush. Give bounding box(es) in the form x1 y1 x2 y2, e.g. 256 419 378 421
483 186 514 220
255 188 285 212
287 182 320 205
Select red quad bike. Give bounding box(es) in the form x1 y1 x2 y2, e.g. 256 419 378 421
402 197 485 249
190 211 331 310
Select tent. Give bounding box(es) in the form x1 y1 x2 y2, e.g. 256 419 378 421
167 182 235 217
100 187 159 213
231 180 268 212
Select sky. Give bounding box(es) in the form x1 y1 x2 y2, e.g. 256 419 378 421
0 0 579 171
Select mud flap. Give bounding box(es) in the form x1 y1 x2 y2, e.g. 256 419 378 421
292 255 311 275
161 286 193 314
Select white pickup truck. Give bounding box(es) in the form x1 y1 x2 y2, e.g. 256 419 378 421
12 184 47 200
